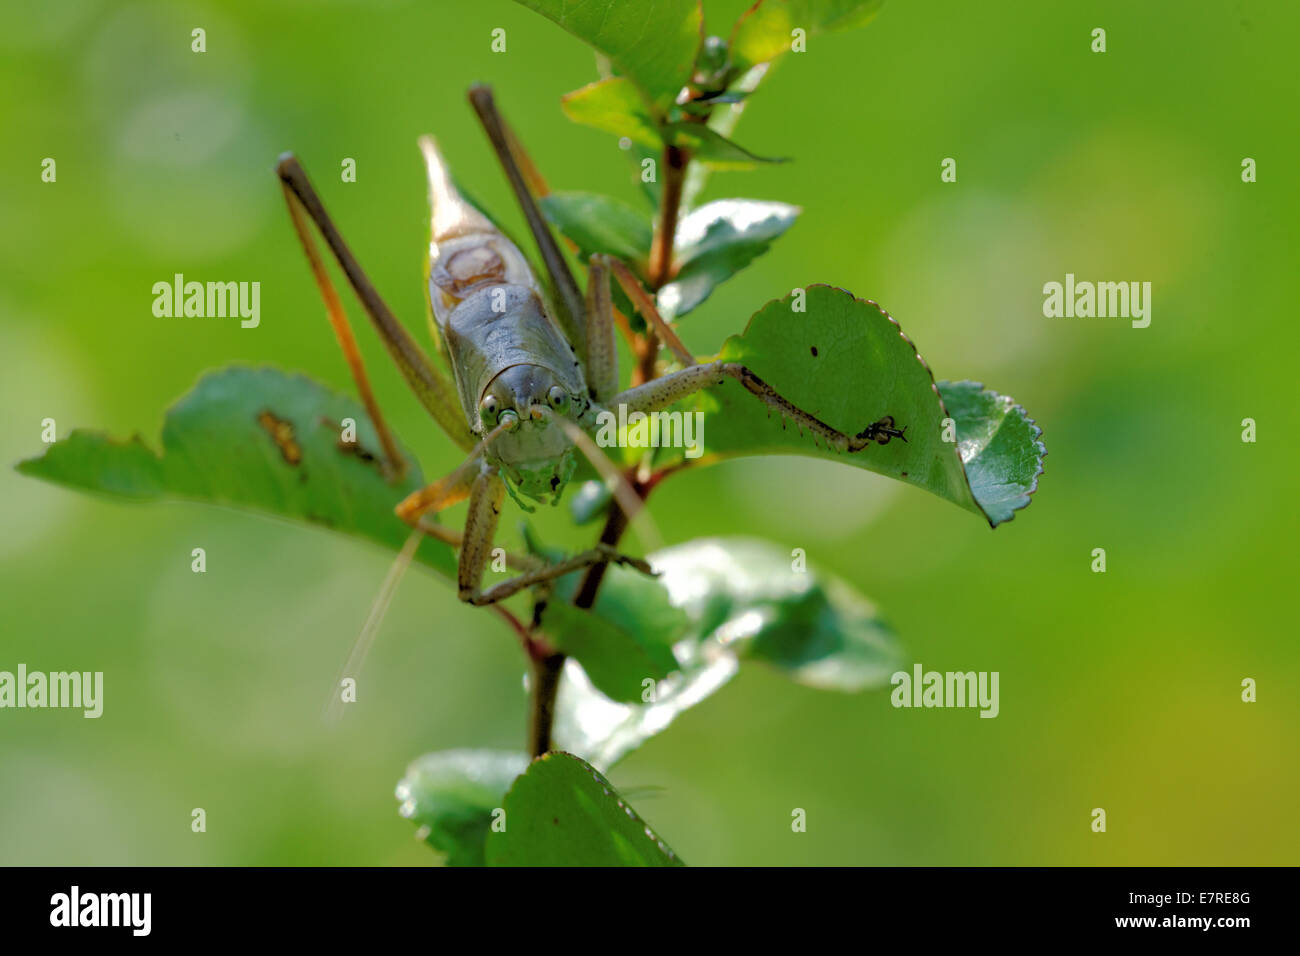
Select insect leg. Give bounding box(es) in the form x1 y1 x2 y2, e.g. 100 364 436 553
451 466 653 607
394 452 479 527
608 362 908 453
583 255 619 402
457 468 508 603
601 256 696 368
466 541 655 607
466 85 587 361
279 174 407 479
395 447 543 574
277 155 475 453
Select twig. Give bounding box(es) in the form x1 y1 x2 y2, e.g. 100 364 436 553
527 650 565 757
637 143 688 384
528 142 691 757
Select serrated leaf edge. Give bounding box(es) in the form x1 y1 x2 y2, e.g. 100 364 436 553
937 378 1047 527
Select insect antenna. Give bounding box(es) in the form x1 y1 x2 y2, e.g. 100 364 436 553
324 529 423 724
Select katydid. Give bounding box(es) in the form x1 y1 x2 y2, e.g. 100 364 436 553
277 85 905 609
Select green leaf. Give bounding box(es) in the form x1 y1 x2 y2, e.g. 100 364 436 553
676 199 800 261
554 536 899 769
554 641 739 771
539 191 653 271
484 752 683 866
658 198 800 319
16 365 458 575
693 34 731 87
678 63 769 212
543 562 687 703
539 190 651 330
561 76 662 148
18 432 166 499
568 479 612 525
731 0 885 71
629 138 663 209
666 122 788 168
396 750 527 866
937 380 1048 526
515 0 703 108
652 537 900 689
653 285 1046 527
687 90 750 108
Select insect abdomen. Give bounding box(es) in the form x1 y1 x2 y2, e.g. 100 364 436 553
421 135 539 332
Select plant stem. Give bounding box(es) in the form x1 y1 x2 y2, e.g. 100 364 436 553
527 650 565 758
525 476 636 759
637 144 688 385
526 143 690 758
649 144 687 286
573 473 636 609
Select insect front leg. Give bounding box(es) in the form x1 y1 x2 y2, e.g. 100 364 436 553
458 468 508 603
398 457 652 607
396 452 543 574
608 362 907 453
457 468 654 607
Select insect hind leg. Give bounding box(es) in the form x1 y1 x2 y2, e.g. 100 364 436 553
277 154 475 454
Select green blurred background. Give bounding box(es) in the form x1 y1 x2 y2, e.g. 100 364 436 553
2 0 1297 865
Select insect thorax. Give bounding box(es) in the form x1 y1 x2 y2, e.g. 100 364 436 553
441 283 586 432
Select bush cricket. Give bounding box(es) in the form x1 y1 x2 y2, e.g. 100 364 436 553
277 85 905 610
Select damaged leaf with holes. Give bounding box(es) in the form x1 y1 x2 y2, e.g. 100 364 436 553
16 366 457 576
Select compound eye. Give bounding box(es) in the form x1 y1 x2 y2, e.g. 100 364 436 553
498 408 520 431
547 386 569 411
480 395 499 422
